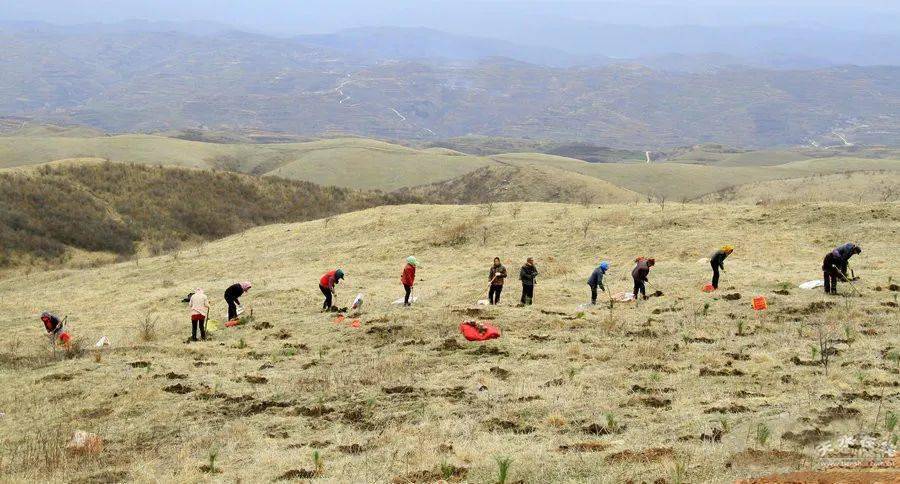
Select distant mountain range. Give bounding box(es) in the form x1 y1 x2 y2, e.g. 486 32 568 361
0 22 898 148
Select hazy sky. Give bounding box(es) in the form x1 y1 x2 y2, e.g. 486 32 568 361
3 0 899 36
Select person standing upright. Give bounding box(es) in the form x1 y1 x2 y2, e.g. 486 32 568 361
488 257 507 305
519 257 538 306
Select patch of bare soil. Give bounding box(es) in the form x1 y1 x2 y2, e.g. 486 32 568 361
485 418 536 434
583 422 625 435
69 471 130 484
276 469 317 480
625 328 658 338
728 448 811 468
558 441 609 452
244 375 268 384
163 383 193 394
489 366 510 380
699 367 745 377
704 404 750 414
606 447 675 463
781 428 834 446
129 361 150 368
723 293 742 301
817 405 861 425
435 338 464 351
391 465 467 483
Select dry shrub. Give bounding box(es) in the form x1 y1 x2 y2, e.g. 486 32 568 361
140 316 158 342
432 220 477 247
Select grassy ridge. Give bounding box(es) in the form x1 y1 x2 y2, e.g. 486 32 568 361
0 162 421 268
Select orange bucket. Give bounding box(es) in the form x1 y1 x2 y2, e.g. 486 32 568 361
752 296 768 311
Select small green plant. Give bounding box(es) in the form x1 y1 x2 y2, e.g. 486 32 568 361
567 367 578 381
576 311 585 319
844 324 855 347
605 412 621 433
888 351 900 368
649 371 661 382
717 416 730 433
669 460 687 484
235 338 247 349
495 456 512 484
755 423 771 446
736 320 745 336
886 412 898 432
809 345 819 361
440 460 455 480
702 302 710 317
312 450 324 476
205 447 219 474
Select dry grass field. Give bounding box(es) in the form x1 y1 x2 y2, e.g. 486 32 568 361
1 202 897 483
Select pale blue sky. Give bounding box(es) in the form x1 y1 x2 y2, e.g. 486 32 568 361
2 0 899 36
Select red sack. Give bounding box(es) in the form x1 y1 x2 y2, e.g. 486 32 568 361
702 283 715 293
459 321 501 341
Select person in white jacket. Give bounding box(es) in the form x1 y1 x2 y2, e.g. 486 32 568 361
189 289 211 342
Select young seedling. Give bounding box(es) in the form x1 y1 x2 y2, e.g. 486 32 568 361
755 423 771 446
235 338 247 349
669 460 687 484
886 412 897 433
495 456 512 484
312 450 324 476
440 460 455 480
205 447 220 474
605 412 621 433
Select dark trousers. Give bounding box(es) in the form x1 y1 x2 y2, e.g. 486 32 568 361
521 284 534 305
226 298 239 320
403 284 412 304
633 278 646 299
320 284 332 309
489 284 503 304
191 315 206 340
590 285 598 304
711 262 720 289
822 253 843 294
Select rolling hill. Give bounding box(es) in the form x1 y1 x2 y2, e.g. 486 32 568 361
3 132 900 202
1 201 897 482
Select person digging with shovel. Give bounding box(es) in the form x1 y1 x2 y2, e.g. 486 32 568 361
822 244 861 295
710 246 734 290
40 311 70 351
588 261 609 305
224 282 251 321
400 257 417 306
319 269 344 311
632 257 655 301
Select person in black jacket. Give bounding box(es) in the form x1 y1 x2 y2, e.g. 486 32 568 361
519 258 538 305
823 244 861 294
224 282 251 321
632 258 655 300
710 246 734 290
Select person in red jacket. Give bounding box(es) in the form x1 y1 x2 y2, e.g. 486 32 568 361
400 256 418 306
319 269 344 311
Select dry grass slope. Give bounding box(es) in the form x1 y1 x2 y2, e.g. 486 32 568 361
1 202 897 482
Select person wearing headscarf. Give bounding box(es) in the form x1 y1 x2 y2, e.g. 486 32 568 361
319 269 344 311
189 288 210 341
400 256 418 306
40 311 67 345
710 246 734 290
224 281 251 321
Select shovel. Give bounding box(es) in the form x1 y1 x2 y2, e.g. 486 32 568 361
833 265 862 297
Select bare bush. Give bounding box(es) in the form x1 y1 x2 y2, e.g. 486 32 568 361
140 315 158 342
432 220 476 247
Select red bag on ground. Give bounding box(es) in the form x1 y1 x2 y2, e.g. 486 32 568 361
459 321 501 341
58 332 71 344
702 283 715 293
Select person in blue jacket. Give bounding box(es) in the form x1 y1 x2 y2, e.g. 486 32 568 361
587 261 609 305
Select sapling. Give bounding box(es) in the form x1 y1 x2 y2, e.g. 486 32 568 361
312 450 324 476
755 423 771 446
886 412 897 433
441 460 454 480
495 456 512 484
206 448 219 474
